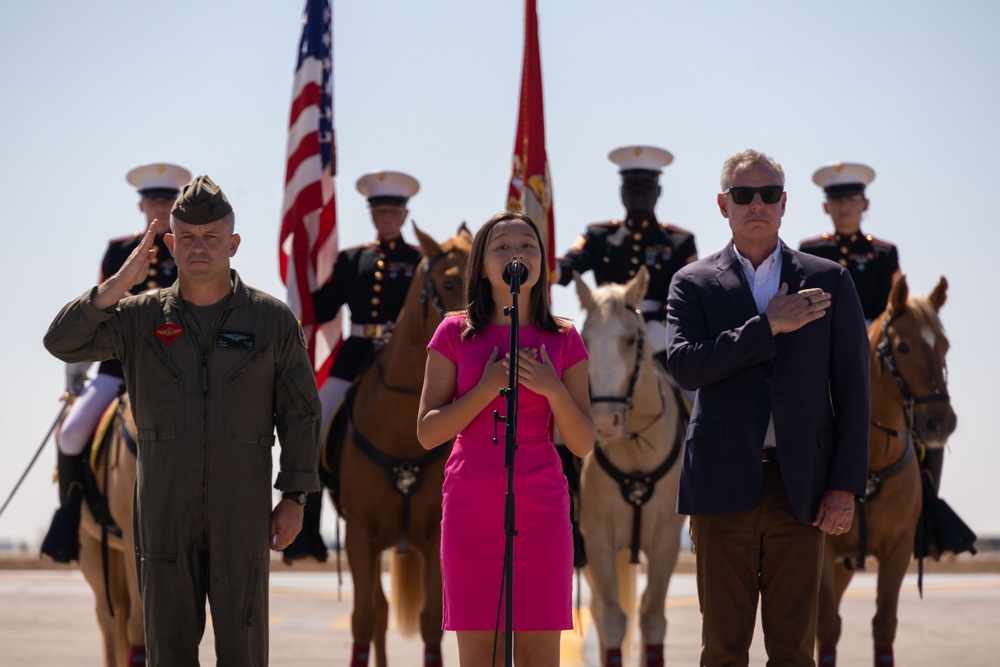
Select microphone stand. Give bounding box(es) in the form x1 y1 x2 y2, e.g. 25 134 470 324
493 267 521 667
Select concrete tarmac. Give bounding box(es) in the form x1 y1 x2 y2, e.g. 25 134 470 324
1 564 998 665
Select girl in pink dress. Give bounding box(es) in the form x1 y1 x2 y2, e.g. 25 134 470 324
417 212 594 666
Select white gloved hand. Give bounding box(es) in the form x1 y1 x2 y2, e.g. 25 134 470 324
65 361 93 396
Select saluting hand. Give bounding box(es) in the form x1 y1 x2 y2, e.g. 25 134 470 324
92 219 162 310
117 219 161 287
765 283 831 335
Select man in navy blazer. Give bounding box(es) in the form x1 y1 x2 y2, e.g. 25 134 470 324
666 149 870 666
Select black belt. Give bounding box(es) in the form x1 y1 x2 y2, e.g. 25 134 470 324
762 448 779 463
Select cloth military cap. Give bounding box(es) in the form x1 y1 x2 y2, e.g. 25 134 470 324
171 175 233 225
126 163 192 199
813 162 876 199
356 170 420 207
609 145 674 179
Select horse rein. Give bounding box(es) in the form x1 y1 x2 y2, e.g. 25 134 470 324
848 312 947 571
419 248 453 336
589 308 644 410
372 248 456 398
589 309 668 444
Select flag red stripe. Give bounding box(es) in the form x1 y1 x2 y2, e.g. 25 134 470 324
288 82 321 129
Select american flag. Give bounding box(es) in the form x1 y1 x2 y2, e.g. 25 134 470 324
280 0 340 388
506 0 556 283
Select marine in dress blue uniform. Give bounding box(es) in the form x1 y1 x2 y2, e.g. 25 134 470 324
556 145 697 363
554 146 697 570
798 162 900 322
285 170 422 563
42 162 192 564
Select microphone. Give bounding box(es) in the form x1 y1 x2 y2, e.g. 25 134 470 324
502 260 528 286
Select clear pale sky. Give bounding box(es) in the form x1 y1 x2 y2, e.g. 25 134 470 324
2 0 998 546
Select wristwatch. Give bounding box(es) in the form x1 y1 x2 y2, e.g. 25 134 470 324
282 491 308 506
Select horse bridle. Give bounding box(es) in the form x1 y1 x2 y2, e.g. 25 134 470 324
374 248 455 397
589 308 665 442
851 311 947 572
419 249 453 330
873 312 950 443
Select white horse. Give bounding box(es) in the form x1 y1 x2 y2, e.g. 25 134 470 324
574 267 686 667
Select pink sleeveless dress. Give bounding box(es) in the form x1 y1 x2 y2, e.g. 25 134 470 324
427 314 588 631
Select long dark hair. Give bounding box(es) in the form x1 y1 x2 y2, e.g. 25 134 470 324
460 211 565 340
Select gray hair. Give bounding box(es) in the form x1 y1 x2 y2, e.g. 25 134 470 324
720 149 785 190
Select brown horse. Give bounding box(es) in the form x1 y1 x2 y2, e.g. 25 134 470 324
332 224 471 667
574 267 687 667
76 392 145 666
817 275 956 666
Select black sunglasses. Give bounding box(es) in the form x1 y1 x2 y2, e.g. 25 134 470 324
723 185 784 205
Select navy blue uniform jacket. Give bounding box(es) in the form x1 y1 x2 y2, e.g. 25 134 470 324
665 241 870 525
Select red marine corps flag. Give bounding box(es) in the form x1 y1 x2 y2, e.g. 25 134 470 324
280 0 341 388
506 0 556 282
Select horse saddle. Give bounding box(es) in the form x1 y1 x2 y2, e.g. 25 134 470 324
82 395 135 538
320 383 356 518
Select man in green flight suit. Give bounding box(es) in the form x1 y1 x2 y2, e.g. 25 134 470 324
44 175 322 666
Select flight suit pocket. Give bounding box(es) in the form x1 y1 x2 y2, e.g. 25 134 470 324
278 361 322 428
242 557 266 629
140 551 198 663
136 335 185 433
223 342 273 435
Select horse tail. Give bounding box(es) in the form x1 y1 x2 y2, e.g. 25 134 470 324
389 550 425 637
616 549 637 663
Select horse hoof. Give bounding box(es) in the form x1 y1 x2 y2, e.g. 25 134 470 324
604 647 623 666
875 645 894 665
818 645 836 665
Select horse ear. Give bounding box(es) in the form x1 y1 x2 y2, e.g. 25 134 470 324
412 222 444 259
572 272 593 310
457 221 474 244
888 274 909 315
928 275 948 312
625 266 650 309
